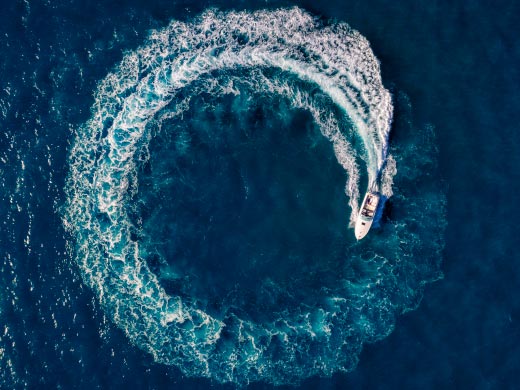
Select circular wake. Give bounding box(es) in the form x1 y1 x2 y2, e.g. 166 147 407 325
64 8 444 385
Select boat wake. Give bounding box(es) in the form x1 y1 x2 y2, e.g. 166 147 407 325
63 8 444 385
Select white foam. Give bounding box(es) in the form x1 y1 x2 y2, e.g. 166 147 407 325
64 7 394 385
380 154 397 198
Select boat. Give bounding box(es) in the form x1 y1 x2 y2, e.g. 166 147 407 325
354 191 380 240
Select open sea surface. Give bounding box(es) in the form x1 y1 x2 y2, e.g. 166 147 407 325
1 0 519 388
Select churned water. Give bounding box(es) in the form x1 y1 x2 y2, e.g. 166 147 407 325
1 1 518 388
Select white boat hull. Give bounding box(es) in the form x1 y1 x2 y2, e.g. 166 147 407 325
355 216 374 240
354 191 380 240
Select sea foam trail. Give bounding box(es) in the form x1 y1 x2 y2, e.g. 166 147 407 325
64 8 394 385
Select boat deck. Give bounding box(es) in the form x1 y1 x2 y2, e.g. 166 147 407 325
360 194 378 218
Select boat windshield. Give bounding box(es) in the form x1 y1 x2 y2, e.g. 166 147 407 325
362 209 374 218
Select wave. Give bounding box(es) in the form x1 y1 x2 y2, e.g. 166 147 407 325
61 7 445 386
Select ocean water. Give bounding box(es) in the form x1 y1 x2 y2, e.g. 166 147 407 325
0 1 518 389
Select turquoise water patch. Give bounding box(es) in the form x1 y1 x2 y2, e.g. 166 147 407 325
63 8 444 385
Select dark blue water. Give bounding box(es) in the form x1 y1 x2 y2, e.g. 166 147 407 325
1 0 519 388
